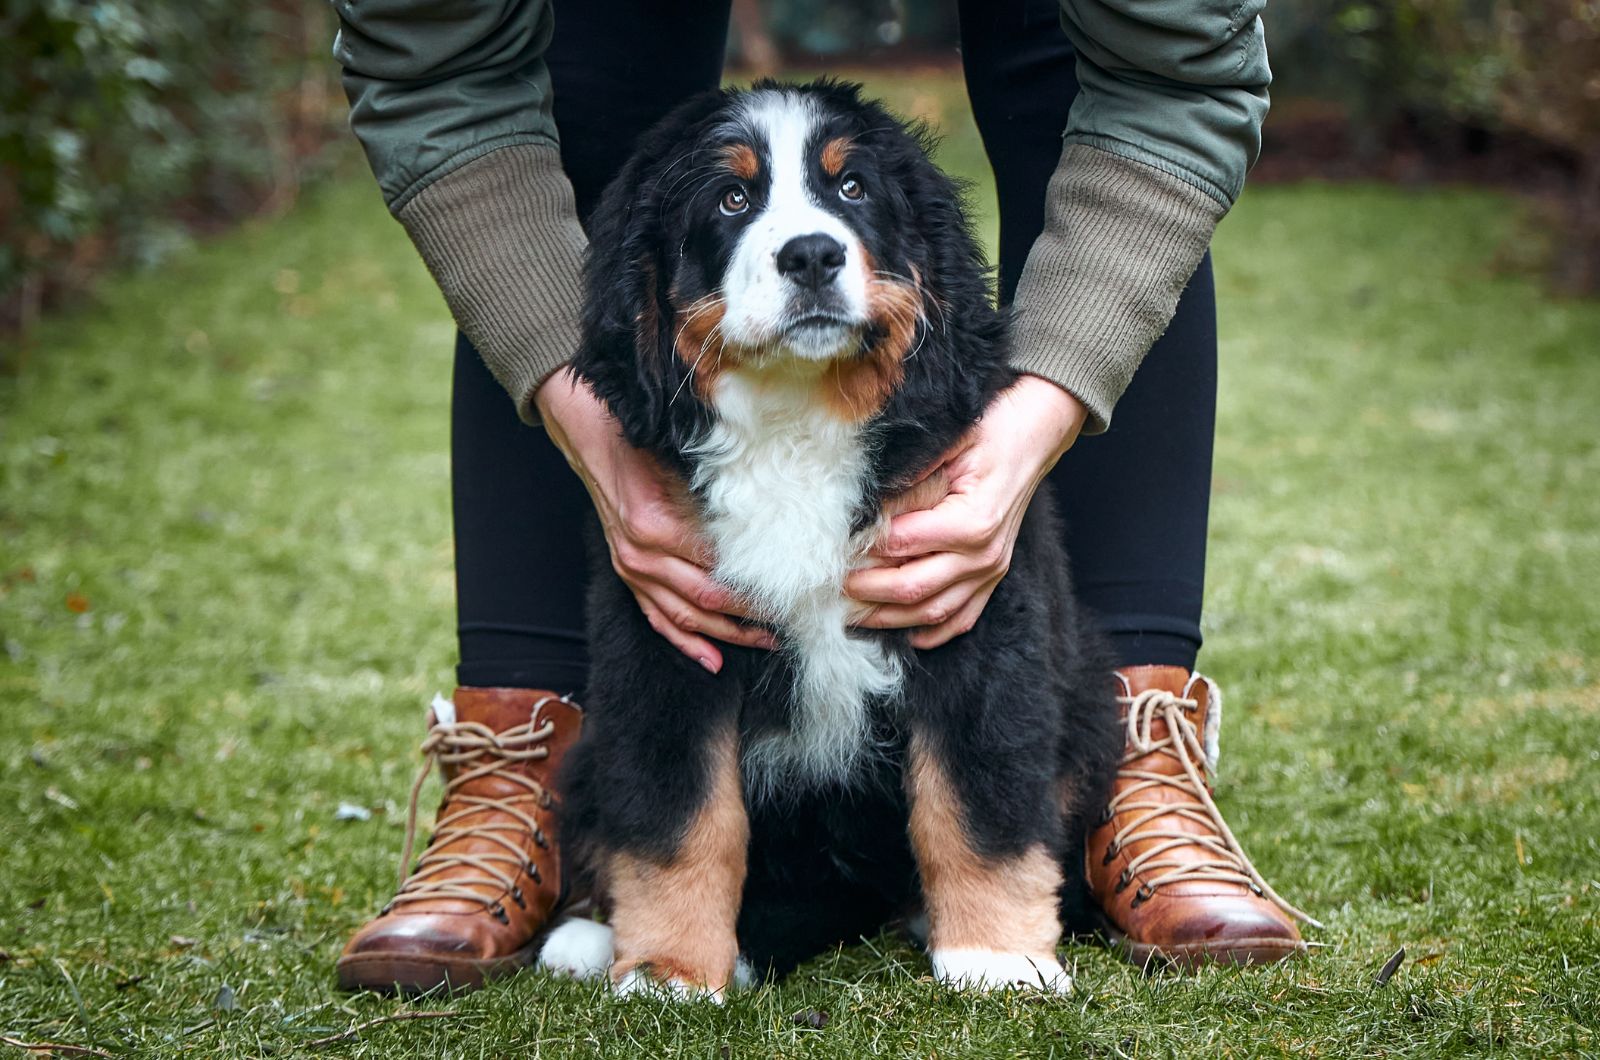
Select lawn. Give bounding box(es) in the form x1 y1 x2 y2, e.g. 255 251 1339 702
2 69 1598 1058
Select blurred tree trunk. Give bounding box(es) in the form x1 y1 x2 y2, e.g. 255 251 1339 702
731 0 779 76
1493 0 1600 295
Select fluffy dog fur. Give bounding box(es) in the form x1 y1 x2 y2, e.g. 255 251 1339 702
542 80 1120 997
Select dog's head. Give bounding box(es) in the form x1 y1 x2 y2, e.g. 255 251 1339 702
575 80 1001 456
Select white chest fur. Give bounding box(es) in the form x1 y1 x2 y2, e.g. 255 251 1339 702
690 367 903 794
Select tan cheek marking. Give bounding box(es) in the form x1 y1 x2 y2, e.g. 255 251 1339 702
818 253 922 423
907 734 1064 957
606 727 748 994
672 294 739 398
820 136 853 178
721 142 759 181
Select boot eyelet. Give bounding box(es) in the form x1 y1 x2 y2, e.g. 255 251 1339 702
489 904 510 924
1115 868 1132 893
511 886 526 909
1130 883 1155 908
379 902 394 916
534 831 550 850
1248 882 1264 897
529 863 543 884
1101 842 1119 866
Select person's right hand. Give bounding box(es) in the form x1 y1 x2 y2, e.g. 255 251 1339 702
535 368 773 673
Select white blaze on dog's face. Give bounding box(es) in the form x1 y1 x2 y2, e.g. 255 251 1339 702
716 92 871 361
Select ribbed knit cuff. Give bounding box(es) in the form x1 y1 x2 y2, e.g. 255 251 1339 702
1009 144 1223 434
397 143 587 425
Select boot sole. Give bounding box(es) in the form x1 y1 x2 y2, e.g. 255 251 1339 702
336 938 540 996
1093 909 1306 970
1118 935 1306 970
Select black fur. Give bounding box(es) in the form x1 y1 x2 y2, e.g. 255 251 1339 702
561 80 1121 977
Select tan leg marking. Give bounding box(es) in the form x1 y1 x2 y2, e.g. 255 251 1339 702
606 727 748 993
906 735 1063 956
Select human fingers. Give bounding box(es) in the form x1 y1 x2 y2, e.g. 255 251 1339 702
849 572 988 631
845 550 985 608
644 554 760 623
871 494 1002 560
633 577 775 653
907 577 1000 649
632 591 725 673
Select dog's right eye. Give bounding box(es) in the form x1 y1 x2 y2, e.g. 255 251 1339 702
720 187 749 216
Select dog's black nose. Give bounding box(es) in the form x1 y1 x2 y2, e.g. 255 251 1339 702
776 233 846 290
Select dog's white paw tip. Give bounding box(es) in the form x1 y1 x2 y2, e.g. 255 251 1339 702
537 918 614 980
613 967 726 1004
930 949 1073 994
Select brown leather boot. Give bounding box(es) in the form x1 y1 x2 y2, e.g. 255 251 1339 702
337 687 582 994
1087 666 1320 968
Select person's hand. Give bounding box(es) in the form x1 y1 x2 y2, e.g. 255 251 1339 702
536 369 773 672
846 375 1088 649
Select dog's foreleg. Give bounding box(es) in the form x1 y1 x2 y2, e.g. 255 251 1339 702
906 733 1072 993
606 724 748 1001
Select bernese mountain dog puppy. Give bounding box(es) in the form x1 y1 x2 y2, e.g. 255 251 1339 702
539 80 1120 998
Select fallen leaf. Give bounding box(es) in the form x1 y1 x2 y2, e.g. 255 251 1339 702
169 935 198 949
65 592 90 613
1374 946 1406 986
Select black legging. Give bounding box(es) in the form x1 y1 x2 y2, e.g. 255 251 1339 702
452 0 1216 695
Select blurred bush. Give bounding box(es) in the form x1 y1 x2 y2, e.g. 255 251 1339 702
1266 0 1599 292
0 0 343 338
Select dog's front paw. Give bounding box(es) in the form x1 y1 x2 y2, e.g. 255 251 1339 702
538 918 615 980
930 949 1073 994
613 964 728 1004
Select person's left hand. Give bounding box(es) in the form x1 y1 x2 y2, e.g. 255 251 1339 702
846 375 1089 649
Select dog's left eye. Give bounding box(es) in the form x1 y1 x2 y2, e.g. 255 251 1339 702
839 175 865 202
720 187 749 216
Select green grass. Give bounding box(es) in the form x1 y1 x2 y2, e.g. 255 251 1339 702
3 69 1599 1058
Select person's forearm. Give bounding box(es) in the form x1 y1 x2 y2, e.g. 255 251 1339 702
400 145 586 422
1009 0 1270 434
333 0 584 423
1007 145 1220 434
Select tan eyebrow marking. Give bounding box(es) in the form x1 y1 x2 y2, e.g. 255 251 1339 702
720 142 759 181
820 136 853 177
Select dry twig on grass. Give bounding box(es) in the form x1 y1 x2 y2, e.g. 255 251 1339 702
306 1010 457 1048
0 1034 114 1058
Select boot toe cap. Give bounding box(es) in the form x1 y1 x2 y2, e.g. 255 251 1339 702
337 912 523 994
1124 894 1306 968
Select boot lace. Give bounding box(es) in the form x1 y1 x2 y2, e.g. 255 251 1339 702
1108 688 1321 928
389 698 560 912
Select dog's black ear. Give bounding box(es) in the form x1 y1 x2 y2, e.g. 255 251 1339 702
859 103 1011 472
573 91 731 453
891 124 996 340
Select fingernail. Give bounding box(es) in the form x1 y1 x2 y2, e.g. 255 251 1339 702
698 655 720 674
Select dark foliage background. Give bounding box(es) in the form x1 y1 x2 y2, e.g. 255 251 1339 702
0 0 342 337
2 0 1595 344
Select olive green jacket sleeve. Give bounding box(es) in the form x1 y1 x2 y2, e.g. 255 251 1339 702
332 0 1268 431
332 0 585 423
1009 0 1270 433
